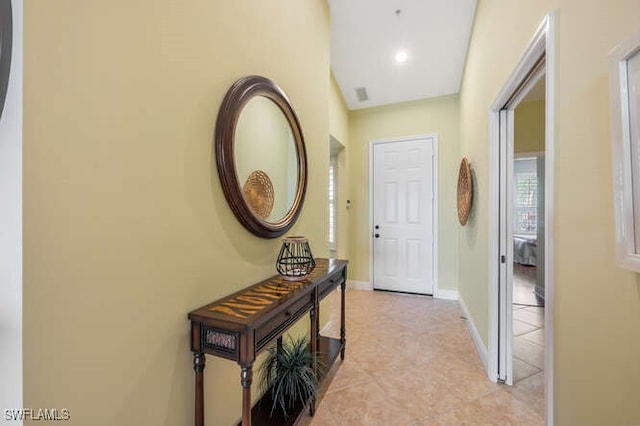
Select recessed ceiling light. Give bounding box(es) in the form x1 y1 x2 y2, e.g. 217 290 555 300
395 50 408 63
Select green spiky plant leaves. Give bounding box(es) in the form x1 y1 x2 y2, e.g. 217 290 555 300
259 335 324 419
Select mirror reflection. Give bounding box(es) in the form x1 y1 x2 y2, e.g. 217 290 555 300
234 96 298 223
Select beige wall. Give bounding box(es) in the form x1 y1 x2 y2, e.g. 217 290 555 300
23 1 329 425
329 72 349 146
329 73 351 261
348 96 460 291
458 0 640 424
515 100 545 154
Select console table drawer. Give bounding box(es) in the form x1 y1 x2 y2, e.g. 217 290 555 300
255 292 313 351
318 271 344 300
200 326 239 360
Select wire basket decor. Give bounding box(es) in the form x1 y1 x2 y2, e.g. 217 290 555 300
276 236 316 281
243 170 275 220
457 157 473 226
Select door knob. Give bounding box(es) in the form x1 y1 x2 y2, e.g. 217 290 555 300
374 233 380 238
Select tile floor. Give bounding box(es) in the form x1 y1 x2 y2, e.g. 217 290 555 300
512 263 543 307
513 305 544 385
512 261 545 386
298 290 544 426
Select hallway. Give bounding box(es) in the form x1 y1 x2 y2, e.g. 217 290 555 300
300 290 544 425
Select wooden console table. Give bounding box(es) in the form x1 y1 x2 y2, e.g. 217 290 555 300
188 258 348 426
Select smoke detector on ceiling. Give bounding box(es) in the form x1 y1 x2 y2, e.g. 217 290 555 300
355 86 369 102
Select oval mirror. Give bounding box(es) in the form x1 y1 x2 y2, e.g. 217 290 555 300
215 76 308 238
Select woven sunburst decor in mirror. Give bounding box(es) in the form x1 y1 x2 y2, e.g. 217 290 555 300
243 170 274 220
457 157 473 226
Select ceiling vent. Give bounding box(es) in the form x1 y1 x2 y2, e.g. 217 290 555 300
355 86 369 102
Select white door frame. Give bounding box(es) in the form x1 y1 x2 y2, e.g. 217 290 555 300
487 12 555 425
0 0 23 422
368 134 439 296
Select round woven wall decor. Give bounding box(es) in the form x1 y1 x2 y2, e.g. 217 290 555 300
243 170 275 220
457 157 473 226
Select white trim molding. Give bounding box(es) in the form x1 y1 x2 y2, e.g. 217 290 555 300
434 289 458 300
0 2 23 423
347 280 373 291
609 27 640 272
458 296 488 373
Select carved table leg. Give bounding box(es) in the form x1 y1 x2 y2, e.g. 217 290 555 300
240 364 253 426
340 280 346 360
309 302 318 416
193 352 206 426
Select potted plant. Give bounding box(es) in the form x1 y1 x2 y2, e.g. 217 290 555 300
259 335 323 419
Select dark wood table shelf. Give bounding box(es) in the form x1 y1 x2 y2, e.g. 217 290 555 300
188 258 348 426
237 336 344 426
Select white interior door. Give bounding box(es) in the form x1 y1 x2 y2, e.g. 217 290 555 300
372 137 435 295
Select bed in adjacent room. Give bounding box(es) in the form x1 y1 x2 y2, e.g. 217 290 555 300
513 234 537 266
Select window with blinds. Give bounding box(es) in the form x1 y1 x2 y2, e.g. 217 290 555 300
514 158 538 235
328 155 337 255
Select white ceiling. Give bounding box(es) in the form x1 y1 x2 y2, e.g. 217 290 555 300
329 0 477 110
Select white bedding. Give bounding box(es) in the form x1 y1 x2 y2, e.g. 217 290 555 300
513 234 536 266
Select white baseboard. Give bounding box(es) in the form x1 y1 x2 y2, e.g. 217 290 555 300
347 280 372 291
434 289 458 300
458 295 488 372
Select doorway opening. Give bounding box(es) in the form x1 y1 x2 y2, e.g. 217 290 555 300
512 152 545 309
369 135 438 295
487 12 555 424
512 82 545 397
329 136 344 259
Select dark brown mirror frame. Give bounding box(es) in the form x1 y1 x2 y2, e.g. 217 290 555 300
215 75 308 238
